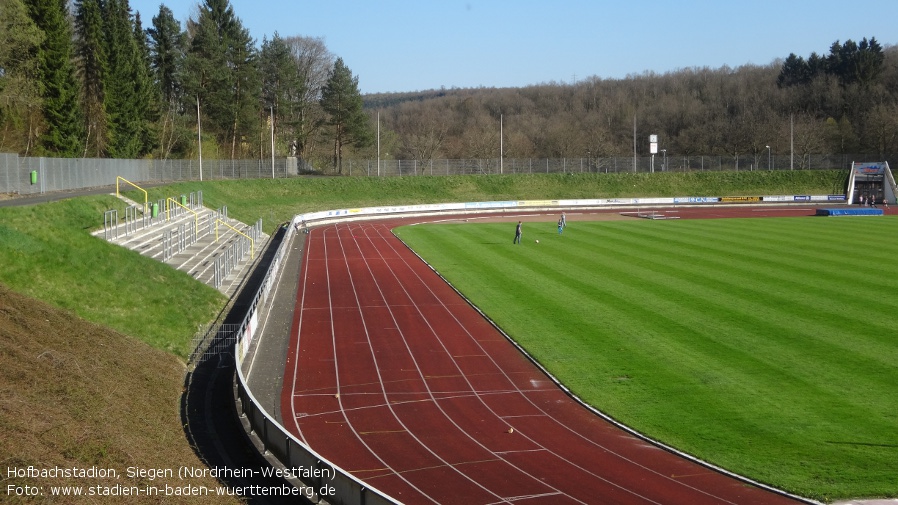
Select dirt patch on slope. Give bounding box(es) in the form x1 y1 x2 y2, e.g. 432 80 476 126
0 284 240 504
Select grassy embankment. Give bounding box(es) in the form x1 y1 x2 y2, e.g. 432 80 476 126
0 169 850 503
135 169 847 235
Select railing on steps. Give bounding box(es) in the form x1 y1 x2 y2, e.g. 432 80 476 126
162 222 199 262
101 191 266 293
101 190 204 239
213 219 264 289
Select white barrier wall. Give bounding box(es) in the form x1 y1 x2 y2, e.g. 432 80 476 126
235 193 844 505
290 193 846 228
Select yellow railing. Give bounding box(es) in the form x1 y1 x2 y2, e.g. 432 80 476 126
115 176 148 213
166 197 199 236
215 219 254 259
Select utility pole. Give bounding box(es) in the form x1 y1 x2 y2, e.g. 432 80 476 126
500 114 504 174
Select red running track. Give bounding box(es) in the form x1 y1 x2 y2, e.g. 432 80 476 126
280 214 808 505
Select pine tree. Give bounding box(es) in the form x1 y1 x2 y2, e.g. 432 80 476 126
0 0 44 154
776 54 809 88
24 0 84 156
226 22 259 159
147 5 184 105
103 0 144 157
854 37 884 87
259 33 297 155
132 12 157 154
826 38 885 87
320 57 371 173
74 0 108 157
147 5 186 158
185 0 259 159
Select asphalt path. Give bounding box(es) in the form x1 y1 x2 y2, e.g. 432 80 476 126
0 183 168 207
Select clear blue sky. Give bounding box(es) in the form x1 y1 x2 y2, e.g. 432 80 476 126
129 0 898 94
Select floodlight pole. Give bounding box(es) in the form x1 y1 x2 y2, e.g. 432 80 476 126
790 113 794 170
270 105 275 179
197 95 203 182
633 116 637 172
377 111 381 177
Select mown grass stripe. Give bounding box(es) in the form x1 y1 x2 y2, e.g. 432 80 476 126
595 223 898 364
396 216 898 501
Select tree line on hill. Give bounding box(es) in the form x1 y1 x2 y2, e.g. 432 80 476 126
0 0 369 172
368 38 897 169
1 0 895 173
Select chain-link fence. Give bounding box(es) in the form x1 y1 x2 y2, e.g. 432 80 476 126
2 152 894 195
347 154 893 176
0 155 316 195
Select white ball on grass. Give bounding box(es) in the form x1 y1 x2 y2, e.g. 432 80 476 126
535 239 539 244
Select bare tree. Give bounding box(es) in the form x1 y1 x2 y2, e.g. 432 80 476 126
792 113 827 169
864 102 898 157
394 102 447 171
283 35 332 160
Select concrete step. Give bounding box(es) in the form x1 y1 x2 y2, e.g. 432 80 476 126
95 197 268 298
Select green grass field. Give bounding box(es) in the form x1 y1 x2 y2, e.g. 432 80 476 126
0 196 225 357
396 216 898 502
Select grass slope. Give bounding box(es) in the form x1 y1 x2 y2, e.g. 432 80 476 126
0 285 240 504
0 195 225 357
396 217 898 502
130 170 846 234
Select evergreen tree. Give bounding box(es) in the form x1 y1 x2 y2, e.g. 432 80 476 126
147 5 186 158
259 33 297 155
185 0 259 159
807 52 827 77
776 54 810 88
183 3 228 156
853 37 885 86
132 12 157 154
103 0 145 157
0 0 44 154
320 57 371 173
225 21 259 159
24 0 84 156
147 5 184 106
74 0 108 157
826 38 885 87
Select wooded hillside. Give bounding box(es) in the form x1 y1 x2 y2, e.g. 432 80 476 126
1 0 895 169
364 40 898 165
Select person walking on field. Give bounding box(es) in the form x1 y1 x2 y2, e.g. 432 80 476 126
557 217 564 235
561 212 567 229
513 221 523 244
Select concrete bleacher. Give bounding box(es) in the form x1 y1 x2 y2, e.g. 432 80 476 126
93 195 270 299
